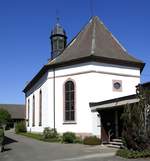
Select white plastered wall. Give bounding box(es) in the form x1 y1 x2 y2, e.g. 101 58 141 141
26 72 53 132
25 61 141 136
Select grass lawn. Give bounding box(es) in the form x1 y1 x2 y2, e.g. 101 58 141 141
18 132 61 142
19 132 43 140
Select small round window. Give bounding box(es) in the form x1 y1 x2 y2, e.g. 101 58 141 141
113 82 121 90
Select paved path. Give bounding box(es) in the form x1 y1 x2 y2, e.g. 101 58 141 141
0 130 149 161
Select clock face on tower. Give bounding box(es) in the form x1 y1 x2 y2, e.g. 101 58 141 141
112 80 122 91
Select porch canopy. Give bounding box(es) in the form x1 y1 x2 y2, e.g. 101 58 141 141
90 94 139 112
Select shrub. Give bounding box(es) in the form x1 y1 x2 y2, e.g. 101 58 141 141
83 136 101 145
116 149 150 158
43 127 58 139
15 121 27 133
74 136 83 144
62 132 76 143
121 86 150 151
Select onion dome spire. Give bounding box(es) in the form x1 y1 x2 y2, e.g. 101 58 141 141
50 18 67 59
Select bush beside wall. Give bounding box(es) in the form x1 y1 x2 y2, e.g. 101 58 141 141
43 127 58 139
15 121 27 133
116 149 150 159
62 132 76 143
42 127 60 142
19 127 102 146
83 136 101 145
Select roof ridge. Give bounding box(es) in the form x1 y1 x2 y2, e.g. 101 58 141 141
91 18 96 54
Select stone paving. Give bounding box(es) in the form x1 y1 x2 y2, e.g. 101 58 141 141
0 130 149 161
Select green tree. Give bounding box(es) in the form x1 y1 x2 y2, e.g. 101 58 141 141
0 108 11 127
121 85 150 151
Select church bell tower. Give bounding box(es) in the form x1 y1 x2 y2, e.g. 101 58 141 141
50 19 67 59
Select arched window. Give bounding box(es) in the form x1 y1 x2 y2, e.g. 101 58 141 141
39 90 42 126
27 99 30 126
64 80 75 121
32 95 35 126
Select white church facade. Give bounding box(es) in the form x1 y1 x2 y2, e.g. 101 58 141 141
23 16 144 139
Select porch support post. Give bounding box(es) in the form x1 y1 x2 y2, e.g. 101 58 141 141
115 111 119 138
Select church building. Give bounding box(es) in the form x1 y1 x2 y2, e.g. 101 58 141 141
23 16 144 139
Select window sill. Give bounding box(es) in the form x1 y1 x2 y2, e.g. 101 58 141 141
63 121 77 125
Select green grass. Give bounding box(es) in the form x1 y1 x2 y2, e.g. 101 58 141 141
19 132 43 140
19 132 61 143
116 149 150 159
18 132 83 144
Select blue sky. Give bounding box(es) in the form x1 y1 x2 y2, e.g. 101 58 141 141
0 0 150 104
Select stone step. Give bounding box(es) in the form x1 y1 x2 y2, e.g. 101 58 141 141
106 139 123 149
111 138 122 143
109 141 123 146
107 144 121 149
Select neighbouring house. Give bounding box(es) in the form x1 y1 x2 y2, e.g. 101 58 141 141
0 104 25 127
90 82 150 143
23 16 145 138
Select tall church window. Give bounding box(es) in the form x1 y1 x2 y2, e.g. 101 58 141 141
32 95 35 126
64 80 75 121
27 99 30 126
39 90 42 126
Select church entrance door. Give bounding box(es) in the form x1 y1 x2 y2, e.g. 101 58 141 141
99 108 123 143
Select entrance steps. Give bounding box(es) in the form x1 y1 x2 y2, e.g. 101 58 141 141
107 139 123 149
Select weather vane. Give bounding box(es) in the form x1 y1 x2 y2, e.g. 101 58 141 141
90 0 94 17
56 9 60 24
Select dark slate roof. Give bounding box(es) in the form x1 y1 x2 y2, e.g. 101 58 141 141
48 16 144 67
23 16 145 93
0 104 25 119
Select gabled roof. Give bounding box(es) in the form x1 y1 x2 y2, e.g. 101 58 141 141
0 104 25 119
23 16 145 93
48 16 144 67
